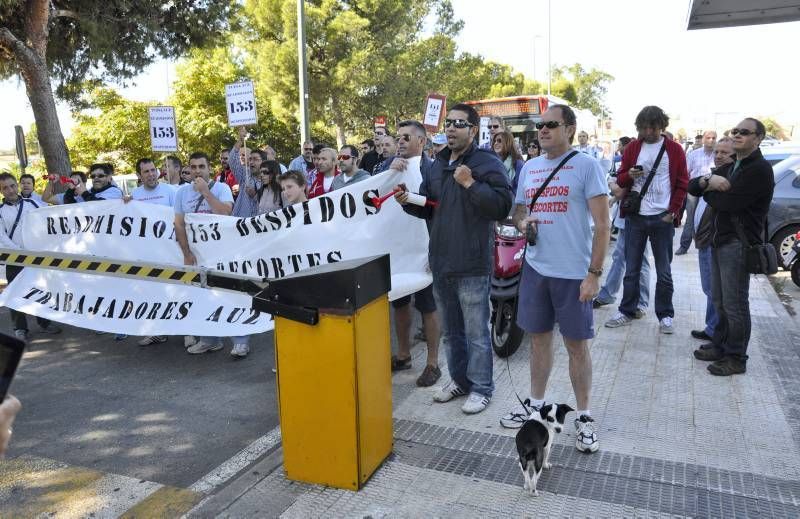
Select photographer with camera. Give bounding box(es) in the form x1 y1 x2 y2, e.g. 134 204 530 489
605 106 688 334
499 105 609 455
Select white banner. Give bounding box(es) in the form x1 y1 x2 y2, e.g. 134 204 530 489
148 106 179 152
0 168 431 336
225 80 258 127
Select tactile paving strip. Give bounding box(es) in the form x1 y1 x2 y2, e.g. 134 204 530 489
394 419 800 517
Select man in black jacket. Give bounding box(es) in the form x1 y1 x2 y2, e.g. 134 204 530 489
688 118 774 376
396 103 513 414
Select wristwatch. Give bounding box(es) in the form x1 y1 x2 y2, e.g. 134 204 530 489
588 267 603 277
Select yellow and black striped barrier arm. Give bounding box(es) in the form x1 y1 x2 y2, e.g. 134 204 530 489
0 248 269 294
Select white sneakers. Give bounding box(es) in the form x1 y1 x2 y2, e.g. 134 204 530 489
230 343 250 358
500 401 536 429
138 335 167 346
659 317 674 334
432 380 490 414
461 393 490 414
187 339 223 355
605 312 633 328
575 415 599 453
433 380 467 403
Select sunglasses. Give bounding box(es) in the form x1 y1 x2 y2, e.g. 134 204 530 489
730 128 757 136
493 138 503 144
487 124 500 130
535 121 568 130
90 174 108 180
337 154 353 161
528 144 539 148
445 119 474 129
303 148 314 152
181 170 192 175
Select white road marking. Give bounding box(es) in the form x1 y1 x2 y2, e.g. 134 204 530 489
189 426 282 494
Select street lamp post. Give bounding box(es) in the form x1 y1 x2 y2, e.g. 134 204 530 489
547 0 552 95
297 0 310 144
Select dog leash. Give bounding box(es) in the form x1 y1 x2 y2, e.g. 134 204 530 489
504 151 578 417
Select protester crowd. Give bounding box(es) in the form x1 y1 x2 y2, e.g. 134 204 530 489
0 100 774 455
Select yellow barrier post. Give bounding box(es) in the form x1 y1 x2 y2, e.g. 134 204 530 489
253 255 393 491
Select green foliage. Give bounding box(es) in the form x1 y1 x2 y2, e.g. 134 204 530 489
0 0 234 106
24 123 39 155
552 64 614 115
761 117 789 141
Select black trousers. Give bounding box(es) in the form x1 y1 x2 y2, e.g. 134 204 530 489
5 265 51 331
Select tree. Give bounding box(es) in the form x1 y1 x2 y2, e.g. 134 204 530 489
0 0 232 174
170 47 297 161
761 117 789 141
242 0 462 147
67 86 154 172
66 47 298 171
551 64 614 115
24 123 39 155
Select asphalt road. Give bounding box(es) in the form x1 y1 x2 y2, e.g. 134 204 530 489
4 315 279 488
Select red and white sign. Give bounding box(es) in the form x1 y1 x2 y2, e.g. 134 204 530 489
423 93 447 133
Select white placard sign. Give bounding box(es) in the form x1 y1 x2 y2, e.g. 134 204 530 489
148 106 178 152
479 116 491 146
423 98 443 127
225 80 258 126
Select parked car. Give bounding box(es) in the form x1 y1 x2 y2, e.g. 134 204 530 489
767 156 800 268
761 142 800 166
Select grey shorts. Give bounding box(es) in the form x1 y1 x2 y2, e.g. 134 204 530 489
516 262 595 340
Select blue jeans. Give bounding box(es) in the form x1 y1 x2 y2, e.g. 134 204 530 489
432 274 493 397
619 213 675 319
697 247 719 336
596 225 650 309
679 194 698 250
711 241 751 358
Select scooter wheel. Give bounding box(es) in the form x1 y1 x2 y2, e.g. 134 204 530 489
492 300 524 358
791 261 800 288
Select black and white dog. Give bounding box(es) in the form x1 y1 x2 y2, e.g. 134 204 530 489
515 402 574 496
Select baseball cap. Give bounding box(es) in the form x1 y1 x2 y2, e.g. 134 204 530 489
432 133 447 145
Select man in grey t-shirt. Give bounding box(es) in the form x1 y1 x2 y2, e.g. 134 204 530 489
499 105 610 457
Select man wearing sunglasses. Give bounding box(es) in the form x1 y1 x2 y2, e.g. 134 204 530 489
386 120 442 388
688 119 774 376
481 116 505 150
499 105 609 455
330 145 370 190
288 140 316 177
606 106 688 335
66 163 123 202
396 103 512 415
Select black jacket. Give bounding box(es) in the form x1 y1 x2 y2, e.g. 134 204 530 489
403 143 513 277
688 148 774 247
360 150 381 175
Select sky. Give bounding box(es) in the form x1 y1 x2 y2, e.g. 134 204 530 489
2 0 800 150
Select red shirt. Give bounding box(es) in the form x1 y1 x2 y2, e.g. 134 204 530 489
308 169 340 199
215 168 237 190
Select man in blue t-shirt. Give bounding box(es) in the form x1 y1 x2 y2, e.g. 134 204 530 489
499 105 610 457
173 152 241 357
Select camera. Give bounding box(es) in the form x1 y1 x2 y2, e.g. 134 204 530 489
526 221 537 246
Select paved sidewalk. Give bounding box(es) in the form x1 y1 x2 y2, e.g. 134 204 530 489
187 240 800 518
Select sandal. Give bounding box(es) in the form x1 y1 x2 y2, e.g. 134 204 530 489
391 355 412 372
